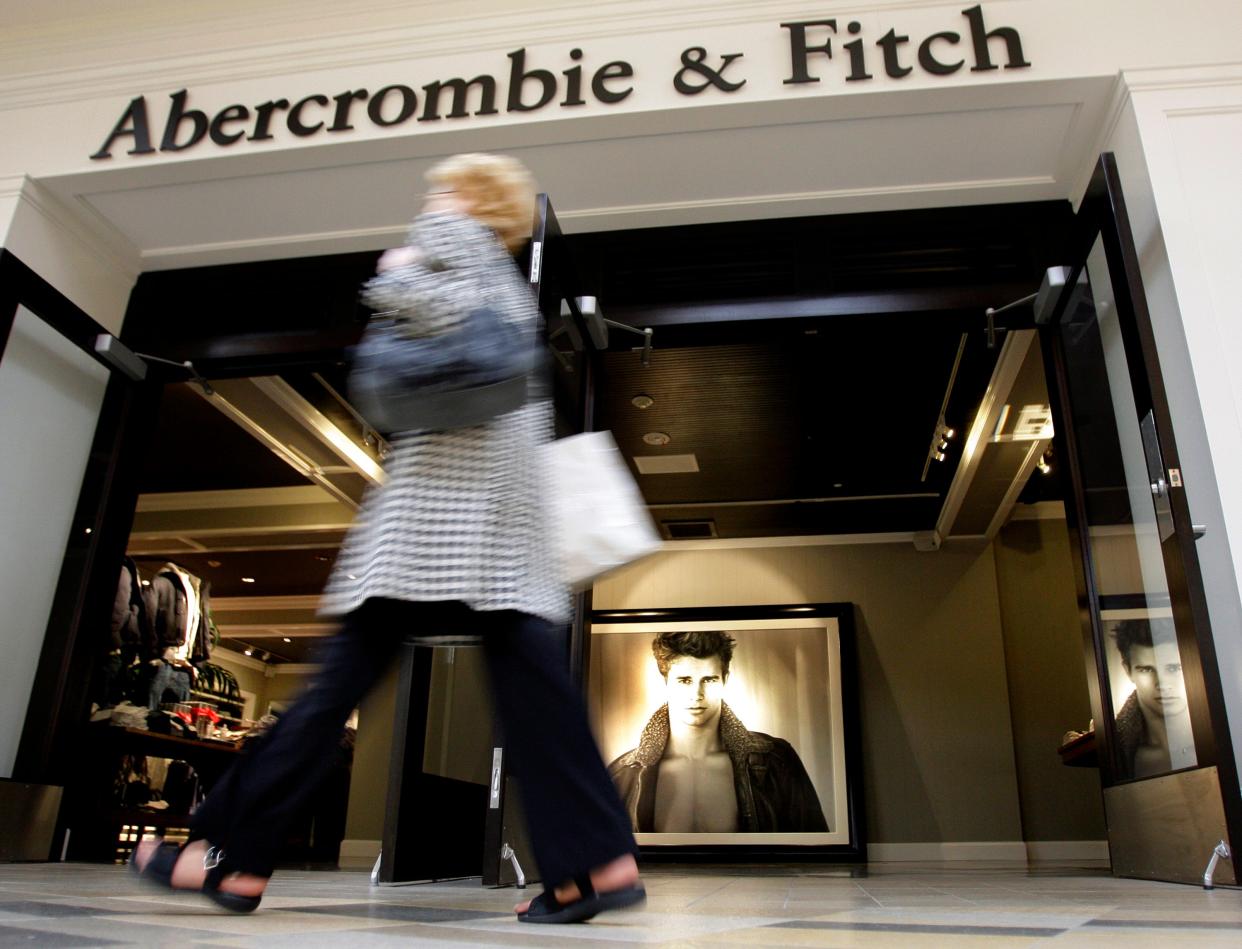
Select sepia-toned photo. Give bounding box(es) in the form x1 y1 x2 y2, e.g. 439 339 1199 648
1100 605 1197 781
588 609 856 848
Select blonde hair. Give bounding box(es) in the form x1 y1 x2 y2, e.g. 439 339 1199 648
425 152 536 253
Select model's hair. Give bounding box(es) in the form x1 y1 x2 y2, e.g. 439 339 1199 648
1111 618 1170 667
652 631 736 679
425 152 535 252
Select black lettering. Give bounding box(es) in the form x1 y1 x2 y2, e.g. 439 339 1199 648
367 85 418 126
782 19 837 84
843 21 871 81
328 89 369 132
160 89 207 152
562 48 586 107
420 76 498 121
876 29 913 78
288 94 329 136
506 48 557 112
90 96 155 159
209 104 250 145
918 32 963 75
963 4 1030 72
592 60 634 104
249 99 290 141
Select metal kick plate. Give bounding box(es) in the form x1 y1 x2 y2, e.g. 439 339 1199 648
1104 766 1236 885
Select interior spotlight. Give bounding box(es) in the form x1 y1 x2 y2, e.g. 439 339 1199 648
933 450 947 462
943 427 956 439
243 648 253 657
938 439 950 451
1038 453 1053 475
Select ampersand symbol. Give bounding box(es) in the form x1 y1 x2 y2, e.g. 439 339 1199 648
674 47 747 95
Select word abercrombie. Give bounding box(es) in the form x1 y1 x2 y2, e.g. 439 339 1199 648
91 6 1028 160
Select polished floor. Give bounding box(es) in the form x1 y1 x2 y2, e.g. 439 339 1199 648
1 862 1241 947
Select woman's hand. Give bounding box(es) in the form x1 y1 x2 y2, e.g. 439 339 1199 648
376 245 422 273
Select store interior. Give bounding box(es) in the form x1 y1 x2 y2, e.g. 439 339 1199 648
74 196 1115 871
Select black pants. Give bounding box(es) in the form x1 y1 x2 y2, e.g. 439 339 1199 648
190 598 636 884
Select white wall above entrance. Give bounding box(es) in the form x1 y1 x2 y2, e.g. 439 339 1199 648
37 77 1112 270
2 0 1239 272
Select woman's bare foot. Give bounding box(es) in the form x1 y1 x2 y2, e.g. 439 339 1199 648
133 838 268 898
514 853 639 914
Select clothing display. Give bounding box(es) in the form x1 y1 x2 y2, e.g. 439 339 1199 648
138 561 214 710
143 562 213 665
320 212 568 626
146 662 191 711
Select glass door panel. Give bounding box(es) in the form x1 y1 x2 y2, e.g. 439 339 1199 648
1057 238 1196 781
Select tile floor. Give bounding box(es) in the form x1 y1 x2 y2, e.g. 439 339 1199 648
0 862 1240 947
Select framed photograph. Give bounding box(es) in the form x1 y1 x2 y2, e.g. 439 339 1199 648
587 604 863 857
1098 595 1197 781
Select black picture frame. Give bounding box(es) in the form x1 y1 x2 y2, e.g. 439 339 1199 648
587 603 865 861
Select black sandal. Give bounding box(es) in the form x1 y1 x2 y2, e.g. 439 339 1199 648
517 873 646 924
129 839 263 914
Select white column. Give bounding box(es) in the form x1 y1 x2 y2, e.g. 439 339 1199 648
1116 66 1242 778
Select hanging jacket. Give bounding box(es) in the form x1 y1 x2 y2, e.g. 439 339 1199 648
109 557 150 651
143 571 188 658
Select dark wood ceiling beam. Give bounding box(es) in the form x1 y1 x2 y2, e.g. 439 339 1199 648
605 282 1036 328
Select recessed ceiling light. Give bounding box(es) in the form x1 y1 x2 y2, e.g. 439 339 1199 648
347 574 357 580
282 637 292 643
833 483 843 489
631 394 654 410
642 431 671 446
241 577 256 583
207 560 222 568
244 648 253 656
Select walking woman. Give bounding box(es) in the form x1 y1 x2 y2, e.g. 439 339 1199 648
132 153 644 925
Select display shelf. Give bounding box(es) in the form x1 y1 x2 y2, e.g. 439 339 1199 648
189 688 242 707
67 725 243 862
94 723 241 756
1056 731 1098 768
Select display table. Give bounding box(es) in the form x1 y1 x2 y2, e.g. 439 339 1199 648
64 722 241 863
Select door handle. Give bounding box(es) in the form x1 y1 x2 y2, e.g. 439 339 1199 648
1151 478 1168 499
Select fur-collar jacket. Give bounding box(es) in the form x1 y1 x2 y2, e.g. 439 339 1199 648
606 702 828 833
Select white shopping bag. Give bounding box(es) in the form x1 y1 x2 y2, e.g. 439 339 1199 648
547 431 662 589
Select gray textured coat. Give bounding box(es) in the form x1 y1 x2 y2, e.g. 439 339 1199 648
320 211 567 625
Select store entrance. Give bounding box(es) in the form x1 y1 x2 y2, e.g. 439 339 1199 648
17 171 1240 886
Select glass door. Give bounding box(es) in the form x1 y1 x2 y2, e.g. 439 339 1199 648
1 250 152 797
1042 154 1240 883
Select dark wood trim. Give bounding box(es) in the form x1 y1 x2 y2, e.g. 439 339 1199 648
606 283 1037 329
1039 320 1121 782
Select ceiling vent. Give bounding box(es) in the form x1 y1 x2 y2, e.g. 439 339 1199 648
662 519 717 540
634 453 700 474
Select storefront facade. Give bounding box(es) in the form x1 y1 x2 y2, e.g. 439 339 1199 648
3 0 1242 879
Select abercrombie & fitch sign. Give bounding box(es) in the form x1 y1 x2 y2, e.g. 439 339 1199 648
91 5 1029 160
